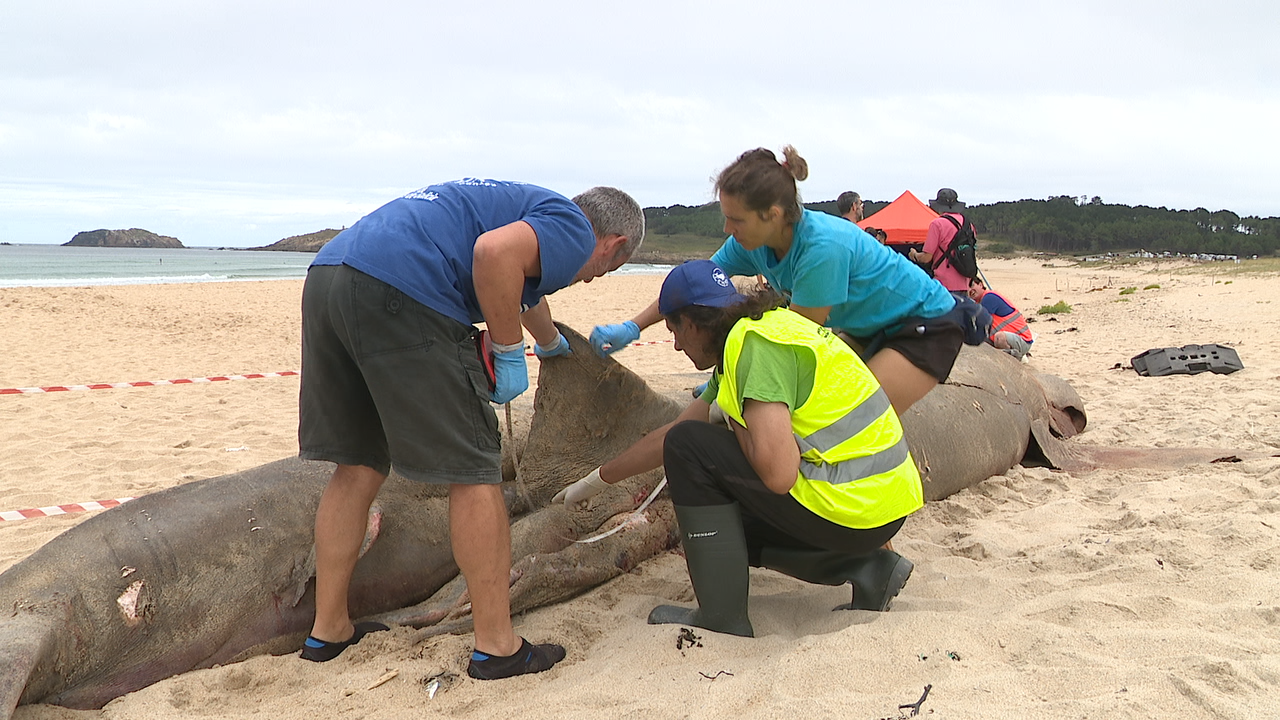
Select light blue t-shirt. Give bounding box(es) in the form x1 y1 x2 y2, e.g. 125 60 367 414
711 209 955 338
313 179 596 326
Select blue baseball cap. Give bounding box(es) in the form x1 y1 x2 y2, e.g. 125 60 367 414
659 260 745 315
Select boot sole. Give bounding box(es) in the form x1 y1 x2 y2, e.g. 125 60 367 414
837 555 914 612
648 604 754 637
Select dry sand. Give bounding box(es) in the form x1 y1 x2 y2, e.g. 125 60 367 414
2 258 1279 719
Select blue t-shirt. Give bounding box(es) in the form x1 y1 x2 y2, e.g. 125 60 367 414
980 292 1017 318
711 209 955 338
313 179 596 326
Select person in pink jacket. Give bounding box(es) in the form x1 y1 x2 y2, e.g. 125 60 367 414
910 188 971 293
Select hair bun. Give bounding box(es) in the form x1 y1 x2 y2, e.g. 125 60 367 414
780 145 809 182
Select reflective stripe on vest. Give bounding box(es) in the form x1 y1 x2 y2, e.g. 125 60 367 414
990 310 1023 334
718 309 923 529
986 291 1032 342
800 435 911 484
794 388 892 455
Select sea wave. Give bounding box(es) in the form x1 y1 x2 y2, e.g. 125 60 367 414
0 263 668 288
0 273 310 289
611 263 673 276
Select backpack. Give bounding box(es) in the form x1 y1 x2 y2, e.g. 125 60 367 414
933 214 979 280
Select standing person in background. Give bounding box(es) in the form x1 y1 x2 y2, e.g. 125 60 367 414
590 146 964 414
910 188 971 293
297 179 644 679
967 277 1034 360
836 191 864 222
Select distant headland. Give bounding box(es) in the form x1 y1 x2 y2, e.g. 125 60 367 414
246 229 343 253
52 193 1280 258
64 229 184 249
243 227 703 264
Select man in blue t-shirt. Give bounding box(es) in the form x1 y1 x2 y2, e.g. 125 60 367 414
297 180 644 679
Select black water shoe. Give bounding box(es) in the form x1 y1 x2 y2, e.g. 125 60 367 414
299 621 389 662
467 638 566 680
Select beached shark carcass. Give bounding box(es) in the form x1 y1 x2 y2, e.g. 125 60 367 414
0 459 456 714
0 326 1238 717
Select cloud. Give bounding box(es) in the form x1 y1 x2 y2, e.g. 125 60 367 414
2 0 1279 245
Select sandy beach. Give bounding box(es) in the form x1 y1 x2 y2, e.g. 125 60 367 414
3 257 1279 719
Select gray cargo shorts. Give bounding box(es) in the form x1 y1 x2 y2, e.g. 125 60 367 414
298 264 502 484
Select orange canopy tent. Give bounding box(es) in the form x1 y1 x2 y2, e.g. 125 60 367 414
857 190 938 245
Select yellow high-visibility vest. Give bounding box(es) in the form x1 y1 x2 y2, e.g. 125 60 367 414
717 308 923 529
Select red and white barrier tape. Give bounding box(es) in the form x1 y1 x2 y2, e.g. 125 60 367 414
622 339 675 348
1 371 299 396
1 497 136 523
2 340 676 396
0 340 677 520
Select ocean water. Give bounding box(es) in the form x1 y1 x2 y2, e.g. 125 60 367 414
0 244 315 288
0 244 669 288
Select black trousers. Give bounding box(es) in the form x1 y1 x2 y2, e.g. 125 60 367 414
662 420 905 564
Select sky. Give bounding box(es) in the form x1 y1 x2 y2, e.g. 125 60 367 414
2 0 1277 247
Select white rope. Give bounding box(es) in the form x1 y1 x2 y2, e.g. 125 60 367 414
573 476 667 544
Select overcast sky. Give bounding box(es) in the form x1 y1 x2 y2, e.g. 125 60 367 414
2 1 1277 247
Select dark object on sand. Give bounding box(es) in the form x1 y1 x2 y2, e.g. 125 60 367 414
900 683 932 716
1131 344 1243 377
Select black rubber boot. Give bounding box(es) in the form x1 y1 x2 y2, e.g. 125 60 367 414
757 546 913 612
647 503 754 637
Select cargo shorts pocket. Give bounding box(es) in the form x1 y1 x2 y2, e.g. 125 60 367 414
351 277 435 359
459 339 502 453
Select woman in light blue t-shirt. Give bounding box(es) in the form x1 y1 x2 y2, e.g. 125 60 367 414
591 146 965 413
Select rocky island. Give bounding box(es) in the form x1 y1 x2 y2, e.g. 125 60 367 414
64 229 184 248
248 229 342 252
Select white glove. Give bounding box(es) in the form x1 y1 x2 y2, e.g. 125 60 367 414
552 467 611 507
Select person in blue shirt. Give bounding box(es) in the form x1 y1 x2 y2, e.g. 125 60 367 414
591 147 964 413
967 277 1034 360
298 179 644 679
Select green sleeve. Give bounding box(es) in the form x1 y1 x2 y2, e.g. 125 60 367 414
704 371 721 403
730 332 816 411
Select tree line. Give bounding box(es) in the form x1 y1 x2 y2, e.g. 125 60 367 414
642 196 1280 257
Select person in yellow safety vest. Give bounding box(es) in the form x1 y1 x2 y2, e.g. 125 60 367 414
967 278 1034 361
554 260 921 637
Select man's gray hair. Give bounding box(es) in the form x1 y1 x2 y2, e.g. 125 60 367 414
572 186 645 257
836 190 862 216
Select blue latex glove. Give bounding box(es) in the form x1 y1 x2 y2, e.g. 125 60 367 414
533 332 572 359
692 381 708 399
490 343 529 404
589 321 640 356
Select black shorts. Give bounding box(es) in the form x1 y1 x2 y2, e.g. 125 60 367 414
298 264 502 484
843 310 965 384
